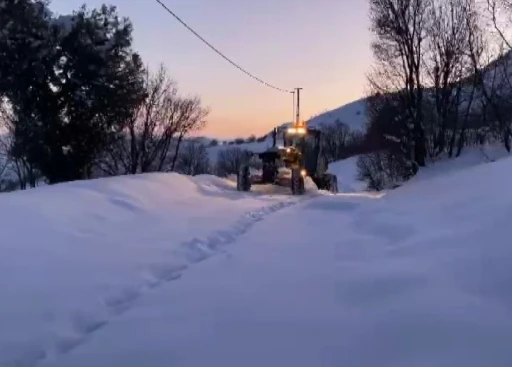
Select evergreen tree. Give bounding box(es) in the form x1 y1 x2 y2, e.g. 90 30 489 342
0 1 146 183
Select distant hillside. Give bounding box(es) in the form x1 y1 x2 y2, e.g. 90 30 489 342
304 98 368 132
206 47 512 161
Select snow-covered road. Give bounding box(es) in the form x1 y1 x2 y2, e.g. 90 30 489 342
39 193 382 367
3 152 512 367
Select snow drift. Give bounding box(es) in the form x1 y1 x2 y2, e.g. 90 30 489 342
0 173 308 367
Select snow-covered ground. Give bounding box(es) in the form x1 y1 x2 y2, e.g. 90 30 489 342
0 173 310 367
2 145 512 367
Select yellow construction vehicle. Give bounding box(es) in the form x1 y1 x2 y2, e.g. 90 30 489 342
236 120 338 195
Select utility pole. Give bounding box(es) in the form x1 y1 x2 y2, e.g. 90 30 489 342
295 87 302 125
292 90 295 126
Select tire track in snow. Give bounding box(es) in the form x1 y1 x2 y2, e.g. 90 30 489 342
10 193 314 367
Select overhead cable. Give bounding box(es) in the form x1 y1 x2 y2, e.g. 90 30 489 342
154 0 294 94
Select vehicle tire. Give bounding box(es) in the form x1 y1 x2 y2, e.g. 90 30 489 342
291 168 305 195
237 165 252 192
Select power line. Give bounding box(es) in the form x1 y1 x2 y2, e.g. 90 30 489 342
154 0 293 94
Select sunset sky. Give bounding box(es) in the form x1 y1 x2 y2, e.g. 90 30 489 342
51 0 372 138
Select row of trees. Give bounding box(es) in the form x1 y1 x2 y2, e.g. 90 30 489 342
0 0 210 190
358 0 512 190
12 0 511 193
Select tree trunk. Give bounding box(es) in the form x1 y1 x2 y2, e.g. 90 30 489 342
170 133 185 172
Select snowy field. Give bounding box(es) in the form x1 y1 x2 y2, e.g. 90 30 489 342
1 146 512 366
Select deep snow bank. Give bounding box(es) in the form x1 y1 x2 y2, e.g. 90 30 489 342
0 172 303 367
334 155 512 366
412 145 511 184
40 153 512 367
329 144 511 193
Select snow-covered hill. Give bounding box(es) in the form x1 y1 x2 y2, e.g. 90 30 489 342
307 98 367 132
2 143 512 366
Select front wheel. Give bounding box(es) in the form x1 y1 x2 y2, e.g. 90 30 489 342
291 168 305 195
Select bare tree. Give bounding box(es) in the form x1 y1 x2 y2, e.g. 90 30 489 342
464 3 512 152
215 148 254 177
320 119 352 162
487 0 512 49
425 0 473 157
483 0 512 151
98 64 210 175
356 149 408 190
357 91 413 190
449 0 484 156
359 0 512 190
168 96 209 172
175 138 210 176
368 0 431 176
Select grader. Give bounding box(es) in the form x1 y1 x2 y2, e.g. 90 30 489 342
236 120 338 195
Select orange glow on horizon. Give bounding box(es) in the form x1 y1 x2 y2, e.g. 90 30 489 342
198 86 365 139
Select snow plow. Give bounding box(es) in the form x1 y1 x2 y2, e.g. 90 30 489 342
236 121 338 195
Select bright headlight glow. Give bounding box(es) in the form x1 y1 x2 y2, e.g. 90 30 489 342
300 169 307 176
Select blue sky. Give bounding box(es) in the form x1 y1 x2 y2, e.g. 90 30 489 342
50 0 372 138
